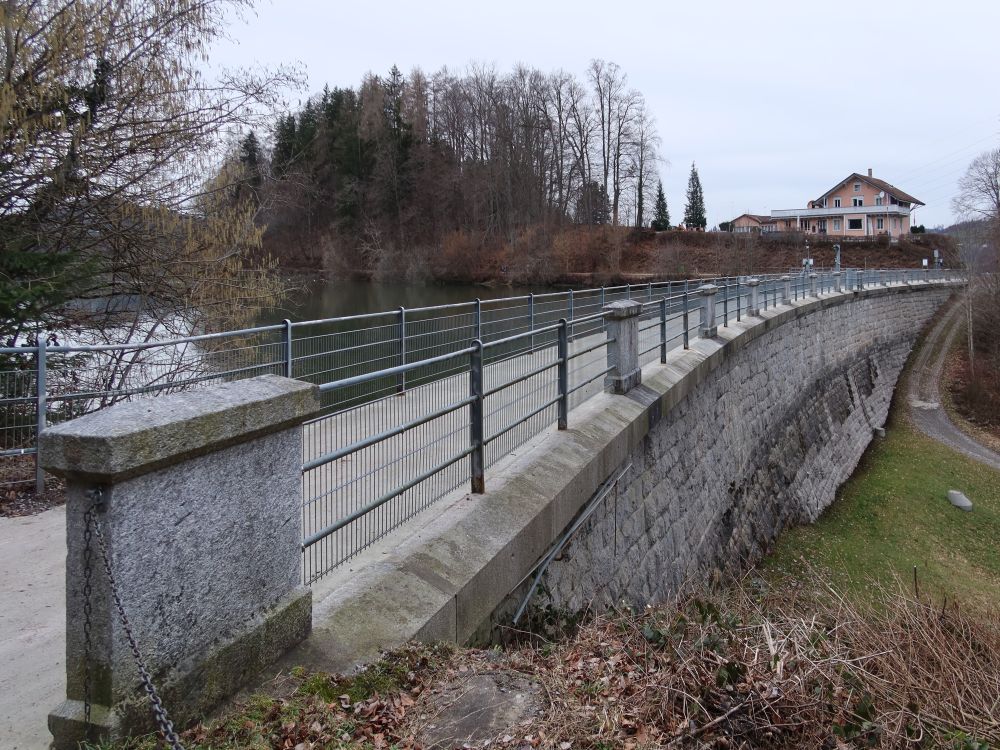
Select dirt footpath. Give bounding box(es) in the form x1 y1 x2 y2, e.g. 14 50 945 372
907 298 1000 471
0 507 66 750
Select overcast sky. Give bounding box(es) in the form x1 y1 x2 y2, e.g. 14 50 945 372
212 0 1000 229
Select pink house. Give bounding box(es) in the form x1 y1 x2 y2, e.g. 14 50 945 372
770 169 924 240
729 213 778 234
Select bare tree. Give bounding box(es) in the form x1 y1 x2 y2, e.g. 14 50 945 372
952 148 1000 387
953 148 1000 223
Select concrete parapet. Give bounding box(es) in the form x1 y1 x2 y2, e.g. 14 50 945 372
41 375 319 748
604 300 643 394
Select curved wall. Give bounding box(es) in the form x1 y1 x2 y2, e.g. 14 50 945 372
534 285 955 613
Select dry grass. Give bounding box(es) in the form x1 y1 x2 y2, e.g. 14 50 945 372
447 575 1000 749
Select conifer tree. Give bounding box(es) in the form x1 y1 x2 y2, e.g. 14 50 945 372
651 180 671 230
683 162 707 230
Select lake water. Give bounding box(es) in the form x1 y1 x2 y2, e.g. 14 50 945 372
261 276 553 325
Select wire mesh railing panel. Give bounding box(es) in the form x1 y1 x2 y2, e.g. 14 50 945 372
301 367 472 581
46 331 287 424
0 350 38 474
568 323 610 410
292 314 402 412
405 310 477 385
484 333 560 470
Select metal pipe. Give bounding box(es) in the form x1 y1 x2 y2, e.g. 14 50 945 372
469 340 485 493
659 298 667 364
557 319 568 430
318 345 475 393
35 336 47 494
282 319 293 378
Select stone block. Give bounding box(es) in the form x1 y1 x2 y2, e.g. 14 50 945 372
948 490 973 511
42 375 319 748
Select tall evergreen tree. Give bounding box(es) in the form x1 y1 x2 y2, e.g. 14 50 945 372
651 180 670 230
683 162 707 230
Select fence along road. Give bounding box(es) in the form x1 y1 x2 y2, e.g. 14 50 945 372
1 269 933 582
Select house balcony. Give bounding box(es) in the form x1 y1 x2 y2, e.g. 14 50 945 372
771 204 911 219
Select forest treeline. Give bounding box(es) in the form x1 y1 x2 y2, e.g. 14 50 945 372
238 60 665 281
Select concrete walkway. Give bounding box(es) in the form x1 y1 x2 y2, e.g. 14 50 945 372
0 507 65 750
907 297 1000 471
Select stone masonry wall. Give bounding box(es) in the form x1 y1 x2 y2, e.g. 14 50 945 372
536 287 953 614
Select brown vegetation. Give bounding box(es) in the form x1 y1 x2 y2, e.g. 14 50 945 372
309 226 958 286
145 576 999 750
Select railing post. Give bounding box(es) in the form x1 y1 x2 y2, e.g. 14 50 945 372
781 275 791 305
469 340 485 493
747 278 761 316
923 267 930 283
723 283 729 327
736 278 741 322
474 298 482 341
604 300 642 394
833 271 842 293
528 293 535 352
282 318 293 379
698 284 719 338
902 269 909 285
647 282 652 301
809 273 818 297
35 335 47 494
659 297 667 363
397 307 406 394
880 269 887 287
626 282 631 300
557 319 568 429
567 289 574 340
683 292 690 350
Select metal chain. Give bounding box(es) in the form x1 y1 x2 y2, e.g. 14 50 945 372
83 489 186 750
82 506 94 728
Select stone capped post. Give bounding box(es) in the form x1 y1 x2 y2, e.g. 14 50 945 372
809 273 818 297
833 272 842 293
41 375 319 748
747 278 761 316
697 284 719 339
604 299 643 394
903 269 910 285
781 275 792 305
880 269 888 287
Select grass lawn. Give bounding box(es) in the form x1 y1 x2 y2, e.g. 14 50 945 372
765 406 1000 610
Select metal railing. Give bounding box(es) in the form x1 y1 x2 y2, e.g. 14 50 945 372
1 268 957 579
295 267 958 581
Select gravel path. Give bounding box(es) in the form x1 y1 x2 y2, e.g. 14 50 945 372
907 298 1000 471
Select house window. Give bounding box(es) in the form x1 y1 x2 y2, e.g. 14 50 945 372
833 219 842 231
854 182 861 192
848 218 863 230
875 195 883 206
877 217 884 230
852 197 863 207
834 198 841 208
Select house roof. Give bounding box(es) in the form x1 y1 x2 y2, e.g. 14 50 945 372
730 213 773 224
815 173 925 207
